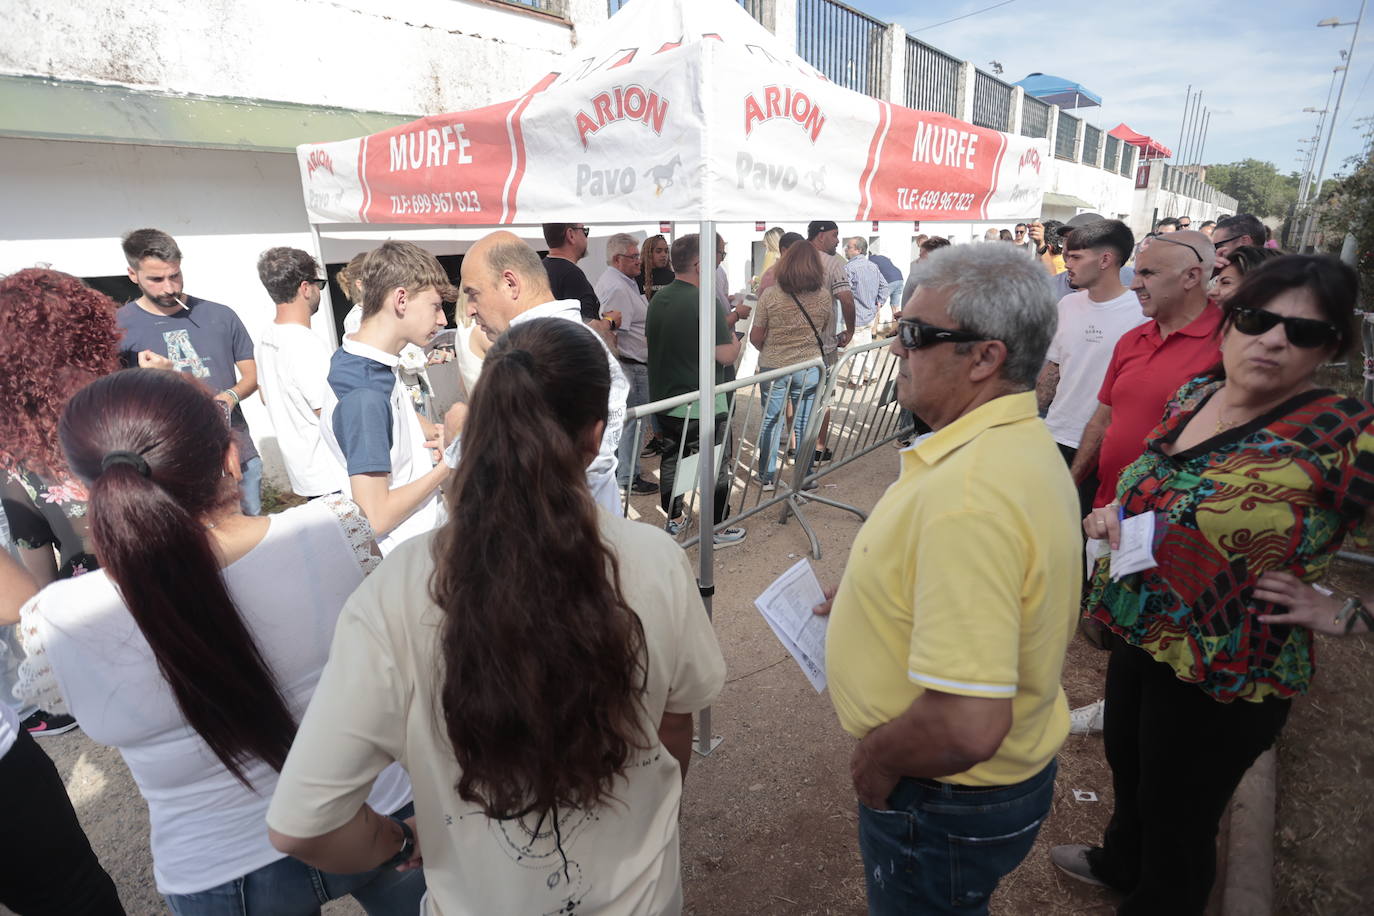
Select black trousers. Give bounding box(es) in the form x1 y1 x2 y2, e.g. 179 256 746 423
658 414 730 526
0 729 124 914
1087 636 1290 915
1056 442 1099 522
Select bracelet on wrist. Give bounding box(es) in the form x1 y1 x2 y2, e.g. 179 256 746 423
220 389 241 407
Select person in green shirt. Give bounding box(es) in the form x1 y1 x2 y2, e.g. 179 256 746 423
645 234 747 547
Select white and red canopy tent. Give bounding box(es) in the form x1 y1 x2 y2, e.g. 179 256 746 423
295 0 1048 648
299 0 1047 227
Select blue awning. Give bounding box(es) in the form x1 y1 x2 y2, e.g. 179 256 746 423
1013 73 1102 109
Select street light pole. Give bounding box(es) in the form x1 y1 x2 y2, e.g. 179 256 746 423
1301 0 1366 251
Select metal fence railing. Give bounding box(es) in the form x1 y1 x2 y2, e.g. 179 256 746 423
1082 124 1101 166
1055 110 1080 160
903 35 960 115
797 0 888 97
971 69 1012 132
1019 94 1050 138
619 336 910 559
1104 133 1120 172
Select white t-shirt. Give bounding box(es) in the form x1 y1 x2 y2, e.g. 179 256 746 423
255 323 346 497
15 497 412 895
1044 289 1149 448
267 511 726 916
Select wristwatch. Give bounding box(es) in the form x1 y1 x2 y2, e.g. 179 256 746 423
379 816 415 869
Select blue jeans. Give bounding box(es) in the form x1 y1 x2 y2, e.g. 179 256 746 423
239 456 263 516
857 760 1057 915
757 367 821 484
616 360 651 487
887 280 905 310
164 804 425 916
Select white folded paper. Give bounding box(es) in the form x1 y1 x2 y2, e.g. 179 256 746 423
753 558 829 693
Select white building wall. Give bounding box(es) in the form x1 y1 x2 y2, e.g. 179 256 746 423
0 0 605 116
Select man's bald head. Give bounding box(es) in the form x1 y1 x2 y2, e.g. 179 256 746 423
461 231 553 340
1130 229 1215 323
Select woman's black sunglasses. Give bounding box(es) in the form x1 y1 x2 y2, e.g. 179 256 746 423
897 318 988 350
1230 307 1340 349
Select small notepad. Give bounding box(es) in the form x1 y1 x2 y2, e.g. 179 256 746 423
1109 512 1157 580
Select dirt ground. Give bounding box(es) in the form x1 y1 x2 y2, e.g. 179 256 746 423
16 442 1374 915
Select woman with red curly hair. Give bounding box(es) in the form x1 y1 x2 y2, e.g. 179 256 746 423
0 267 126 914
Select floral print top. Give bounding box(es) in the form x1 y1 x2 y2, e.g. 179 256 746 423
1085 375 1374 703
2 468 97 579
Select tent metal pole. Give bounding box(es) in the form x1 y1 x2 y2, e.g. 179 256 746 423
308 224 339 349
695 219 722 757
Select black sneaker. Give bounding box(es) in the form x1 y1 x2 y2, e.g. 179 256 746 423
630 476 659 495
814 447 834 462
22 710 78 738
641 438 666 458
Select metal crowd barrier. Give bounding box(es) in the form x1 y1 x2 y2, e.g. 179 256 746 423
618 334 915 558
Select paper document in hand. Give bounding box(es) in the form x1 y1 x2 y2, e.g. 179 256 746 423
753 558 829 693
1110 512 1157 580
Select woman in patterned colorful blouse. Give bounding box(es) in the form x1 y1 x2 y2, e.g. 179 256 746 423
1052 255 1371 914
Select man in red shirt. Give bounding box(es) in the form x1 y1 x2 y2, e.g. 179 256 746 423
1070 230 1219 508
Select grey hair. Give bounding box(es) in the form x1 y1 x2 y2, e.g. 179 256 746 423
846 236 869 254
604 232 639 264
910 243 1057 389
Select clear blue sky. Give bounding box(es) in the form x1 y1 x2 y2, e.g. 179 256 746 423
853 0 1373 179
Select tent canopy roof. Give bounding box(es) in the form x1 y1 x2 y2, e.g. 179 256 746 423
1109 123 1172 159
1013 73 1101 109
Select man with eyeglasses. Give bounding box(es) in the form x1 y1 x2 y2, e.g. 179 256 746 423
117 228 263 513
594 232 658 496
1070 229 1220 513
817 242 1078 913
254 247 347 499
541 222 611 332
1210 213 1266 268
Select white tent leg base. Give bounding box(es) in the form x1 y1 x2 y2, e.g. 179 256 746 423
693 707 724 757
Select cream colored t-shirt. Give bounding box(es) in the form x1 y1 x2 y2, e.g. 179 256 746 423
267 511 726 915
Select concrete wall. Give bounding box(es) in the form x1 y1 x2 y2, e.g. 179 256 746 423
0 0 606 115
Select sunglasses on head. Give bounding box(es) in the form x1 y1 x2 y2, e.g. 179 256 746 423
897 317 988 350
1230 306 1340 349
1144 232 1203 263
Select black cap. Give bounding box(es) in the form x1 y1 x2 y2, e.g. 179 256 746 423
807 220 839 239
1065 212 1105 227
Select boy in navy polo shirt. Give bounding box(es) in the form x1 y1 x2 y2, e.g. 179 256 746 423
319 241 456 554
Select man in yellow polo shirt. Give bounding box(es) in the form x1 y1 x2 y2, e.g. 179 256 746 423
819 242 1080 914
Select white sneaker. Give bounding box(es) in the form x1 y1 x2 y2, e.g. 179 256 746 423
1069 699 1105 736
712 526 747 548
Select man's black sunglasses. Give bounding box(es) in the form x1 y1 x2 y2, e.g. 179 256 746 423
1144 232 1204 263
1211 234 1242 249
897 317 988 350
1230 307 1340 349
304 278 327 289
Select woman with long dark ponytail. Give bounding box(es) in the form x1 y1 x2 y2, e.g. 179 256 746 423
269 317 726 915
15 368 425 915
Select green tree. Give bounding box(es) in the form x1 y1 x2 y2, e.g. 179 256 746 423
1204 159 1301 217
1316 119 1374 304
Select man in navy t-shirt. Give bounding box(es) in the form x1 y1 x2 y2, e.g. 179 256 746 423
115 228 263 513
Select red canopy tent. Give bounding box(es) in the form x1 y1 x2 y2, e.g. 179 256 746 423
1109 123 1172 160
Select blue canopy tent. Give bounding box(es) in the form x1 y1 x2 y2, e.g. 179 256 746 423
1014 73 1102 109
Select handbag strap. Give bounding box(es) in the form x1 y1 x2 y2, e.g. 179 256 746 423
786 291 829 359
